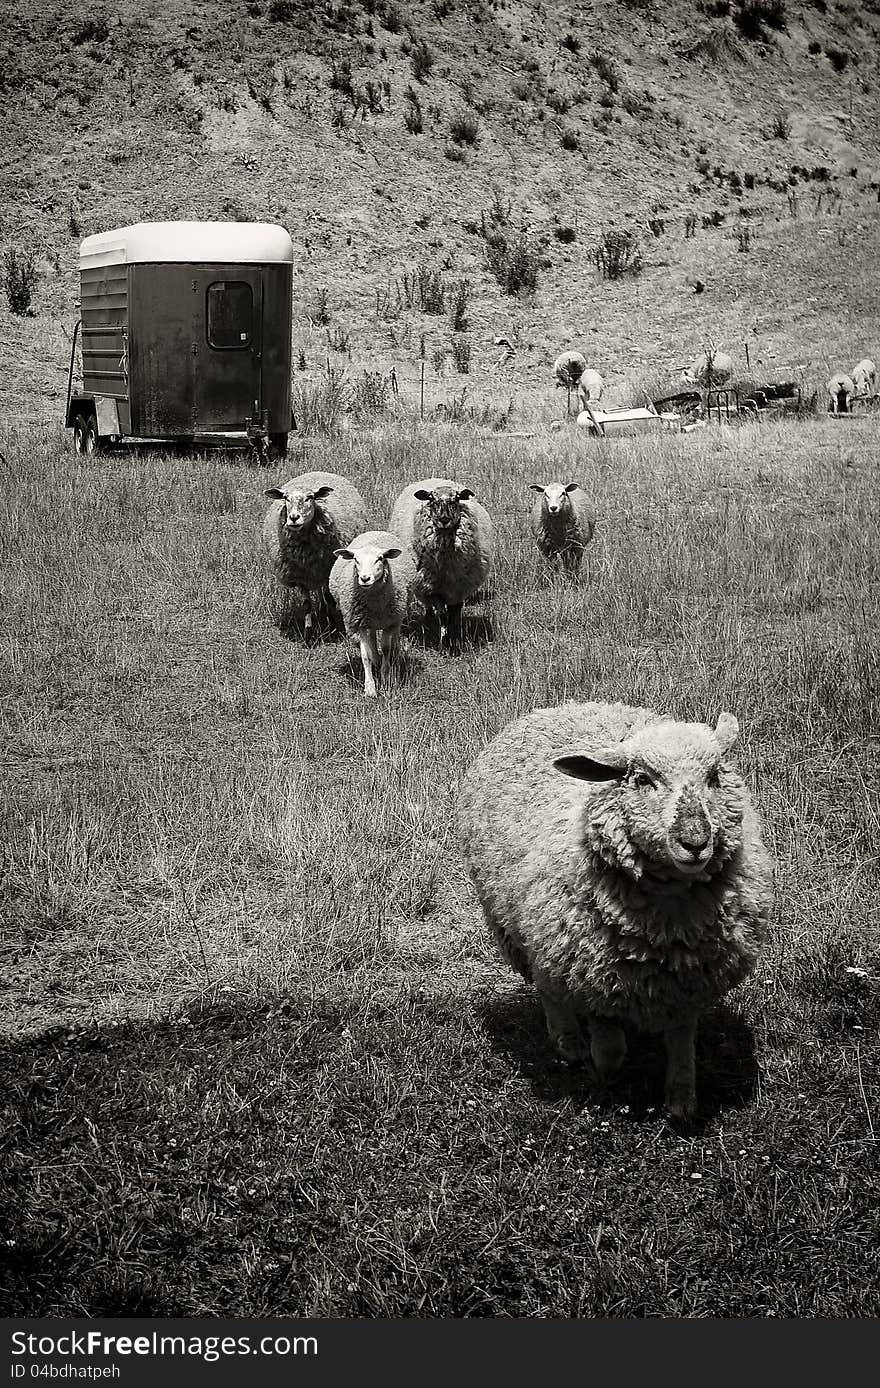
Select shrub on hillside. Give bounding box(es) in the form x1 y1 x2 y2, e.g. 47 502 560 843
734 0 787 39
410 38 435 81
449 276 470 332
825 47 850 71
4 249 38 315
588 50 619 91
594 227 641 279
768 109 792 139
485 229 541 296
450 334 471 373
403 87 423 133
449 110 479 144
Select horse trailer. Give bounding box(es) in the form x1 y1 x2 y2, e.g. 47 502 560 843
66 221 294 460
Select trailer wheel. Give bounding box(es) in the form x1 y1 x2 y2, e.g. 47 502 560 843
72 412 99 456
268 432 288 461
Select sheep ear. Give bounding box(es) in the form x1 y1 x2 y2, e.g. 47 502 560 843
553 749 628 782
457 488 474 501
714 711 739 753
265 487 286 500
382 547 402 560
414 489 432 501
529 483 546 493
334 548 355 560
564 482 579 493
313 485 334 498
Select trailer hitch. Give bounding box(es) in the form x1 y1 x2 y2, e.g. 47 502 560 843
246 410 271 465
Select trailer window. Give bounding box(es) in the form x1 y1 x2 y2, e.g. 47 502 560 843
207 281 252 349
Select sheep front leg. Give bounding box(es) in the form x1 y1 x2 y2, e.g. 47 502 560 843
664 1016 698 1120
538 988 590 1063
358 630 380 698
379 625 399 688
587 1015 627 1081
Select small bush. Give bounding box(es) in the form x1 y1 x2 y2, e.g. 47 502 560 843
403 87 423 133
808 39 821 54
73 17 109 43
560 127 578 150
449 110 479 144
511 74 533 101
546 88 570 114
325 324 351 353
410 38 435 81
268 0 296 18
768 109 792 139
291 370 348 435
594 227 641 279
589 50 619 92
561 33 580 53
554 225 576 244
349 370 390 418
307 287 331 325
485 230 541 296
381 2 402 32
4 248 38 315
734 0 786 38
450 334 471 373
826 47 850 71
449 276 470 332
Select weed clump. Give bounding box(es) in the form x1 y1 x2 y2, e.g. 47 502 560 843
594 227 641 279
4 249 38 315
449 110 479 145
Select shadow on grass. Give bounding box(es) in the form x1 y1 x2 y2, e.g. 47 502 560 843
408 608 496 653
477 987 759 1125
334 644 424 692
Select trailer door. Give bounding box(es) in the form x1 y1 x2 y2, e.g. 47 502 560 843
197 269 263 432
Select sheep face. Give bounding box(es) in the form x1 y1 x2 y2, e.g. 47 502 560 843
413 485 474 537
334 543 401 588
531 482 577 515
554 712 745 880
265 484 334 533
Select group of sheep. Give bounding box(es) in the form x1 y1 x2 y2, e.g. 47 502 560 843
827 357 877 414
262 467 774 1122
263 469 595 695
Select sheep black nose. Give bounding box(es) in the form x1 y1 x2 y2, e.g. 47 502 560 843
678 831 710 856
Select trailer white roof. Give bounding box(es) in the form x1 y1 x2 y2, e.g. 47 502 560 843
80 221 294 269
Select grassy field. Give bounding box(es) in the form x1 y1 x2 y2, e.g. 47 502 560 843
1 411 878 1316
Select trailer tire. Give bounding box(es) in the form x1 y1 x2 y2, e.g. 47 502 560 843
72 412 99 456
268 432 288 462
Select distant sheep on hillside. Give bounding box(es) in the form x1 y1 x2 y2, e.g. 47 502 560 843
680 350 734 388
851 358 876 399
827 372 855 415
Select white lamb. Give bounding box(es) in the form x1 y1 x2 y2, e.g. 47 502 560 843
827 372 855 415
575 369 604 407
529 482 595 572
389 479 493 644
851 358 876 399
328 531 415 698
456 700 774 1120
680 350 734 388
263 471 368 637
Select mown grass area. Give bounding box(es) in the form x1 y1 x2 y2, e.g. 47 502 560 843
1 416 879 1316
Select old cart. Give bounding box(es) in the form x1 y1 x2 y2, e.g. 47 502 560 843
66 221 294 459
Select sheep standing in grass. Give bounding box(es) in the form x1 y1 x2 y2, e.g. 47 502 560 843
328 531 415 698
263 471 368 637
827 372 855 415
389 479 493 645
575 369 604 408
529 482 595 572
680 350 734 388
851 358 876 399
457 701 774 1119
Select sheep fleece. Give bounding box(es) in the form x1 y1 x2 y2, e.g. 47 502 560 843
328 530 416 633
456 701 774 1032
263 470 368 591
389 478 493 606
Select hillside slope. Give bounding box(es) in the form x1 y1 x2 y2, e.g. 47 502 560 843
2 0 880 422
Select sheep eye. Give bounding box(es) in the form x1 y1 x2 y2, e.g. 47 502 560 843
632 770 655 790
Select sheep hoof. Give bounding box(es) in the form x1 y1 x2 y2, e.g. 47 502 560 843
664 1086 697 1122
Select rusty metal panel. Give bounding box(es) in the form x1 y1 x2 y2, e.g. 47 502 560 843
81 264 128 399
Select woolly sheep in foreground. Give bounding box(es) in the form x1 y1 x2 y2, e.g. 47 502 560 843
456 701 774 1119
529 482 595 571
328 530 415 697
263 471 369 637
389 478 493 644
827 372 855 415
851 358 876 398
553 350 587 389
